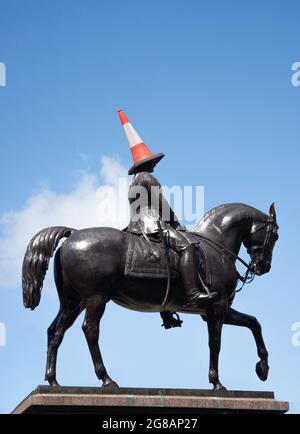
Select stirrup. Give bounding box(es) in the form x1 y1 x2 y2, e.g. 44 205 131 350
161 312 183 329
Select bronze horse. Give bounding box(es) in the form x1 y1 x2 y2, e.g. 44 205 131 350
22 202 279 390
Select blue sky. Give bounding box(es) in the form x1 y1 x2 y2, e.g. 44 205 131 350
0 0 299 413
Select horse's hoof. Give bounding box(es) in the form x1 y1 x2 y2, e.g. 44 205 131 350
213 384 227 391
47 379 60 387
256 361 269 381
102 380 119 389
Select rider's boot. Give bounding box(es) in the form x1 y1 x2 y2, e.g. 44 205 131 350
181 245 217 306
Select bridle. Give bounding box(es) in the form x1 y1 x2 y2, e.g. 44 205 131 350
246 217 275 258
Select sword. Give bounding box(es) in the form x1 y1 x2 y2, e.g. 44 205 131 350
158 221 172 307
137 222 159 261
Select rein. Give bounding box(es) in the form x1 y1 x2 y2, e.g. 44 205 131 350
191 232 255 293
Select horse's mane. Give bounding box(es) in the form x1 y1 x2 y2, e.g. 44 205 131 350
194 203 240 229
193 203 266 232
203 203 238 221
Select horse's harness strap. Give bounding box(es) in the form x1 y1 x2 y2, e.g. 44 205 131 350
191 232 255 291
192 233 249 268
137 221 172 306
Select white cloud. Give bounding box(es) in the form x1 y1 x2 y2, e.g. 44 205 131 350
0 156 129 289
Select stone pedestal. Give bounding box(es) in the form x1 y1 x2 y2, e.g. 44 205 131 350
12 386 289 414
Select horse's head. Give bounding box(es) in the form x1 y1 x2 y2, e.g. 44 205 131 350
244 203 279 276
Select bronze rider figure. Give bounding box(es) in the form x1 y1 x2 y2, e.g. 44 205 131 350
118 109 216 328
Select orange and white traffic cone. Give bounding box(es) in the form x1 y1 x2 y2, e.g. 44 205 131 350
118 109 164 175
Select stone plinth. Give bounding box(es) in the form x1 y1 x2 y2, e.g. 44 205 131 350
12 386 289 414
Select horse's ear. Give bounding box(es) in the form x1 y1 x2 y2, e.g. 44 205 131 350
269 202 276 221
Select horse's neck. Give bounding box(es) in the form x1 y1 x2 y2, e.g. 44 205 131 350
195 204 253 256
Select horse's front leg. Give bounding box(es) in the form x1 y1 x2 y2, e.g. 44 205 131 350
206 301 228 390
223 307 269 381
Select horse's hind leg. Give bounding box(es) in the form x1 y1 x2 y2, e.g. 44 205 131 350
223 307 269 381
45 301 83 386
82 294 117 388
45 249 84 386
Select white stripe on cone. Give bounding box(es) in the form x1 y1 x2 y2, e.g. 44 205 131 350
123 122 143 149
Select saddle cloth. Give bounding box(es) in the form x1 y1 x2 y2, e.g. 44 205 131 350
125 232 211 288
125 233 180 279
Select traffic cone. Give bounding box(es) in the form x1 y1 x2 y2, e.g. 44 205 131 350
118 109 164 175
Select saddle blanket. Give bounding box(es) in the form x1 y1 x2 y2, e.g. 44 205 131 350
125 232 211 287
125 234 180 279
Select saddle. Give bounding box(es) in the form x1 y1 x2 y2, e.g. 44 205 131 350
125 232 212 289
125 233 180 279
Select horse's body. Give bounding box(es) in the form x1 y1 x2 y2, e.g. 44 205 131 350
22 203 279 390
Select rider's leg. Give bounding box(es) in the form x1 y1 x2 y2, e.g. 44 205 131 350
181 245 201 299
180 244 217 305
164 229 202 304
165 228 217 305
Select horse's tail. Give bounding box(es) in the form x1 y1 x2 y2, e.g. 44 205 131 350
22 226 74 310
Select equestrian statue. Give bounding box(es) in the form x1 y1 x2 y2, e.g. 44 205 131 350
22 110 279 390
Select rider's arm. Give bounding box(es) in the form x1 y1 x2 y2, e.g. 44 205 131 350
142 173 183 227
